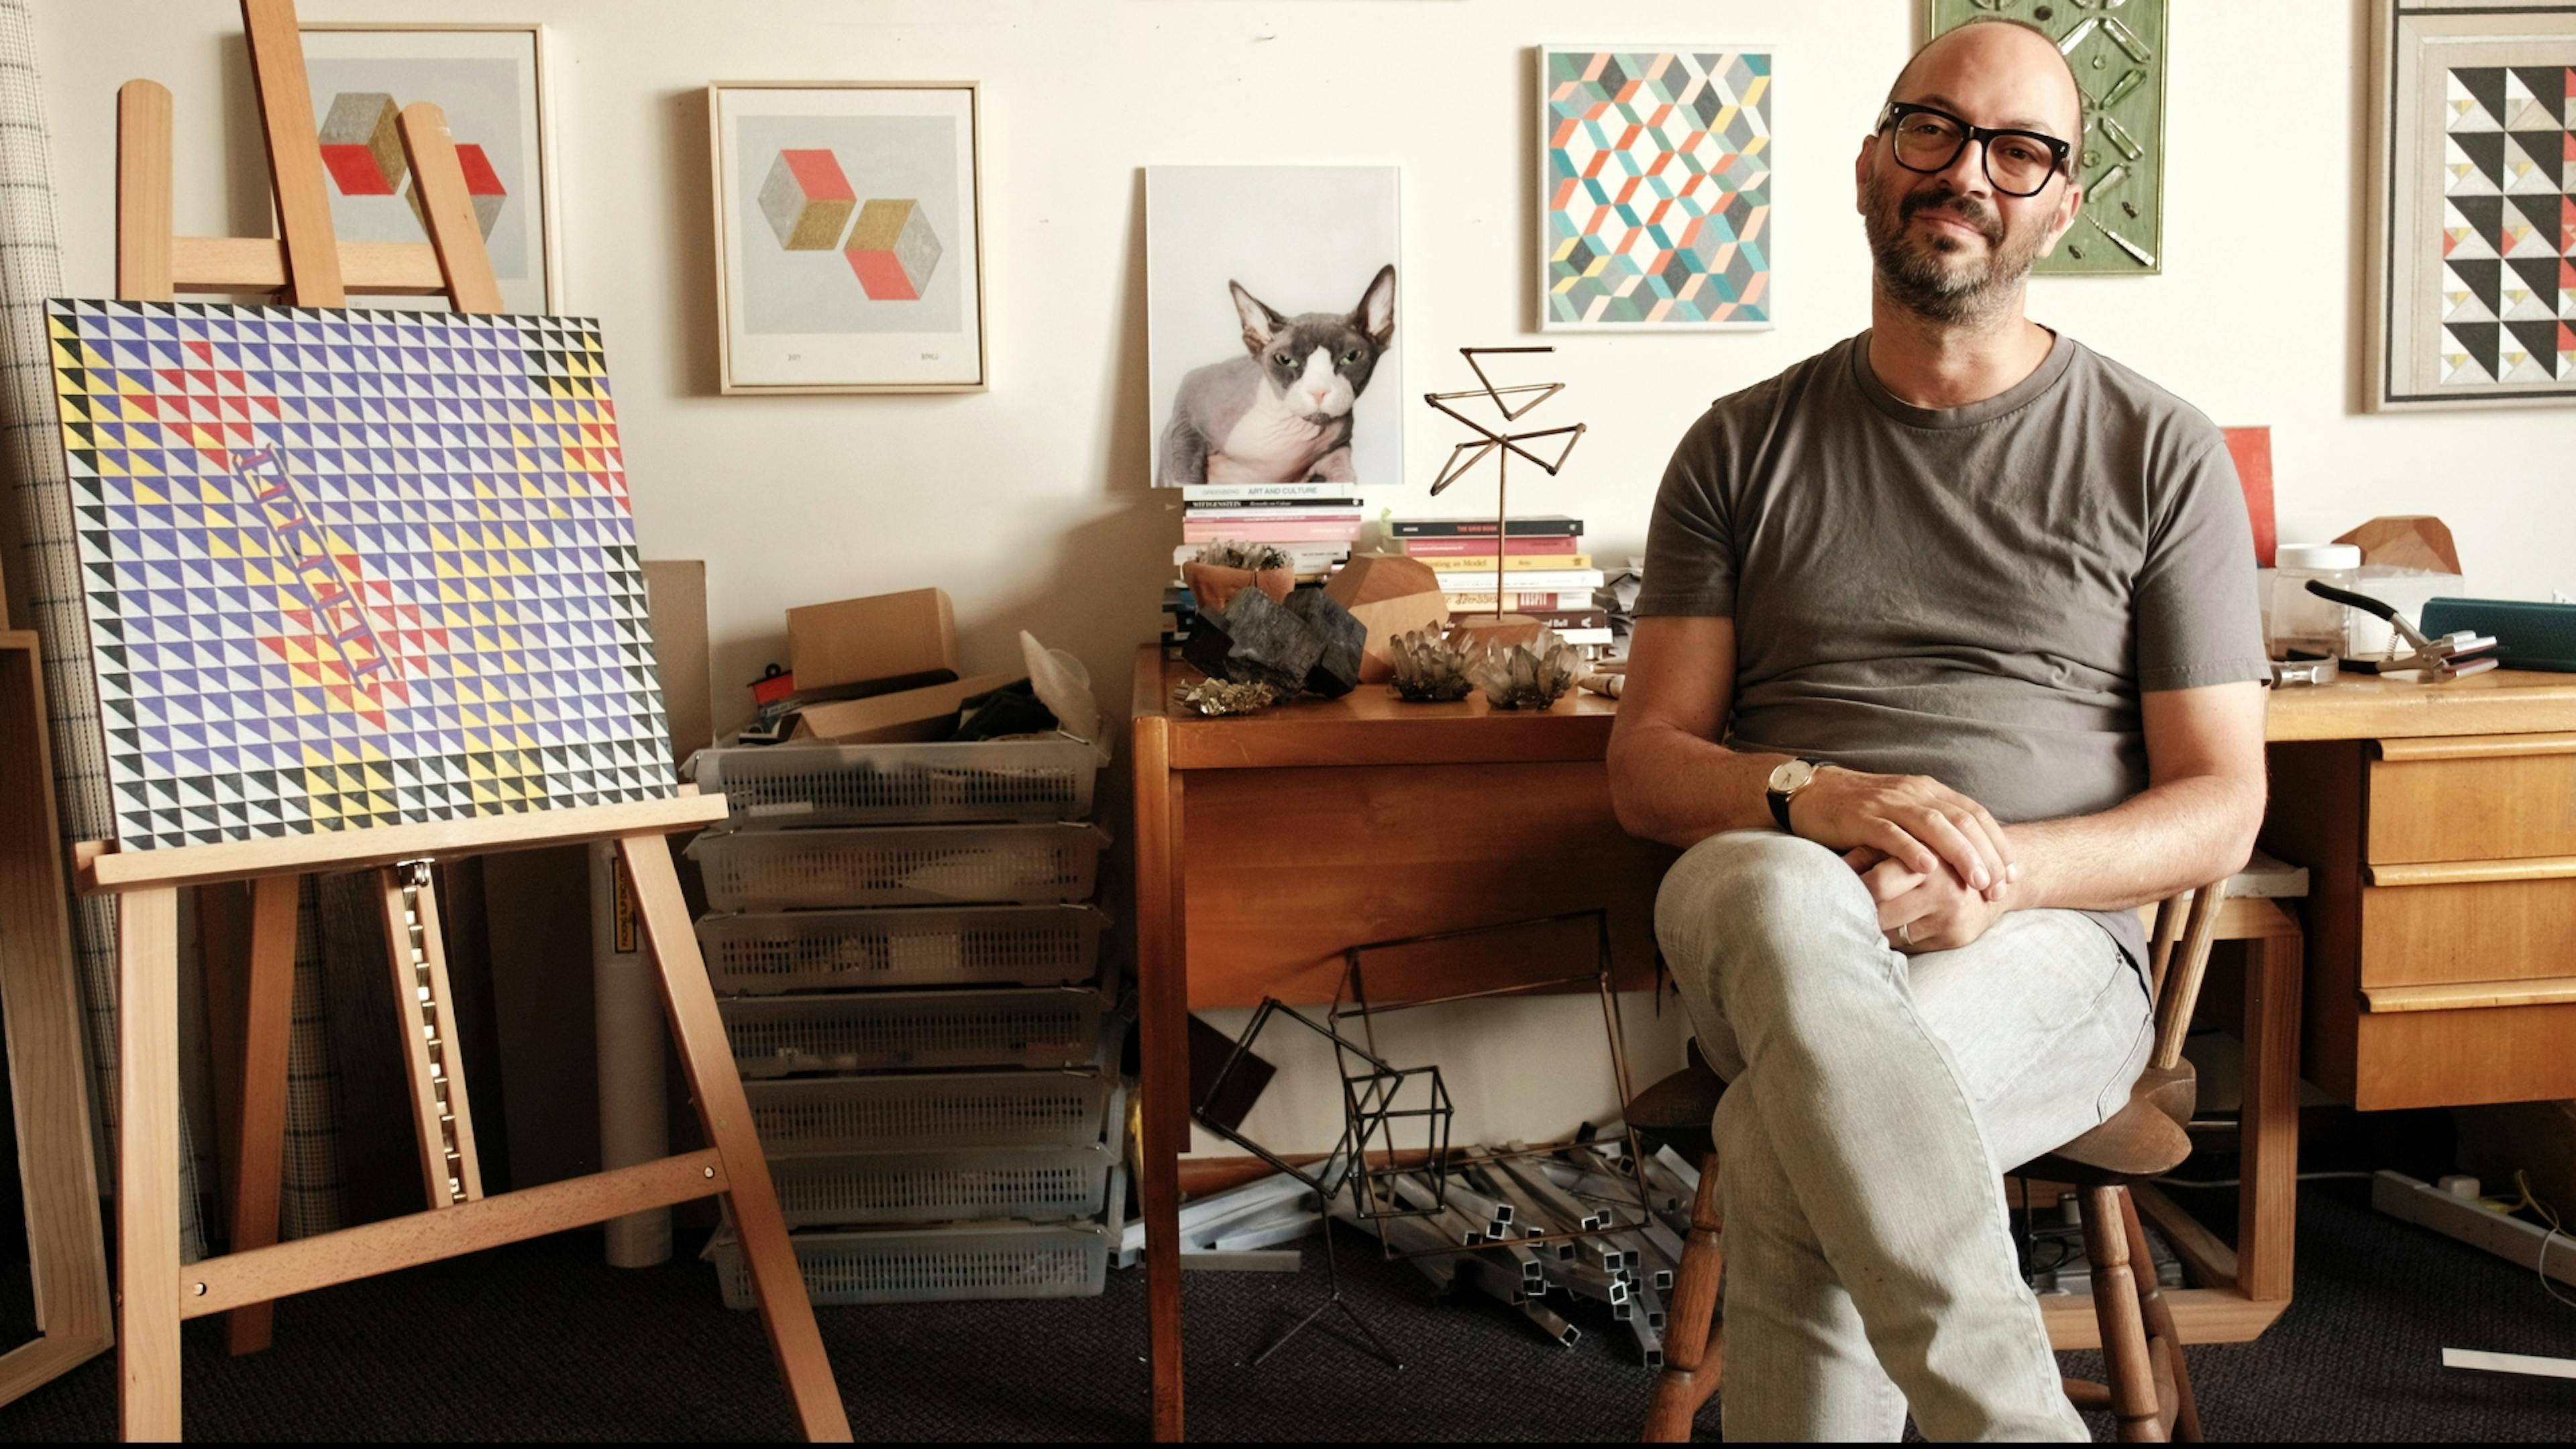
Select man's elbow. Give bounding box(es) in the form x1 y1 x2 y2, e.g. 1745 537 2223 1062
1605 735 1663 843
2209 774 2269 881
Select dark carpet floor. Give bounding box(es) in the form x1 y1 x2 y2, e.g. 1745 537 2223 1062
0 1181 2569 1440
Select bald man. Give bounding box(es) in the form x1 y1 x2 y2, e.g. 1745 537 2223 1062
1607 19 2269 1441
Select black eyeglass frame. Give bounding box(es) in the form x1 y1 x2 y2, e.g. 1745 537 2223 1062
1874 101 2072 198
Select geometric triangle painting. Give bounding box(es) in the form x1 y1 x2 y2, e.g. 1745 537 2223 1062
2370 3 2576 411
1540 47 1772 331
43 299 674 853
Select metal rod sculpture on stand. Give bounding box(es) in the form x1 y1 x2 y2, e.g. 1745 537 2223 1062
1425 347 1587 633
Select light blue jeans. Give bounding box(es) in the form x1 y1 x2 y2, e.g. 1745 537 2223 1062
1654 830 2153 1442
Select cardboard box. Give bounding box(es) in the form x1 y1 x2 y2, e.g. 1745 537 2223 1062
790 672 1018 743
786 587 959 694
642 559 711 769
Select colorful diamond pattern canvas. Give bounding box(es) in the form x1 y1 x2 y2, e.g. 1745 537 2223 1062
2435 64 2576 388
1543 48 1772 329
44 299 674 853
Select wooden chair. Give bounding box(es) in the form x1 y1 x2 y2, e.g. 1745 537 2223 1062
1632 884 2227 1443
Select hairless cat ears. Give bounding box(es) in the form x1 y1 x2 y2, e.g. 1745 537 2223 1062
1355 264 1397 347
1227 264 1399 354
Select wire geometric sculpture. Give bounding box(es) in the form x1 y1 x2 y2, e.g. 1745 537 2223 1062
1423 346 1588 621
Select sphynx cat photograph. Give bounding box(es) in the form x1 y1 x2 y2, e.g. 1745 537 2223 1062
1155 263 1397 486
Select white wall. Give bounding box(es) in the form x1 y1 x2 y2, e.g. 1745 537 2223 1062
38 0 2576 1157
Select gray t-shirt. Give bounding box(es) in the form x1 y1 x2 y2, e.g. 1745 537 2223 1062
1636 330 2269 965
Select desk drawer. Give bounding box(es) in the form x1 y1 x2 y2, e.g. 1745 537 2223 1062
2359 861 2576 989
2368 734 2576 864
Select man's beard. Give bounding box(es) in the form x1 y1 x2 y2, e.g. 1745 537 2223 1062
1862 170 2049 326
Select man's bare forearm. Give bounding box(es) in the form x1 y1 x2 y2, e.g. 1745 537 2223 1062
1605 719 1795 848
2006 773 2265 914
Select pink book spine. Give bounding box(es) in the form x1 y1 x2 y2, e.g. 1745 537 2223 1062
1182 523 1363 543
1401 535 1582 557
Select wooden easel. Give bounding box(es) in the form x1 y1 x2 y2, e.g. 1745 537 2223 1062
0 633 113 1407
89 2 850 1439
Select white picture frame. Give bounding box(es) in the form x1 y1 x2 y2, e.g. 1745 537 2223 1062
1537 44 1774 332
708 80 988 395
1144 165 1403 488
2365 0 2576 411
300 22 560 315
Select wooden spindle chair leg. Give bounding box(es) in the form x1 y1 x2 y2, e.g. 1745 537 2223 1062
2119 1187 2201 1442
1643 1150 1724 1441
2080 1185 2166 1443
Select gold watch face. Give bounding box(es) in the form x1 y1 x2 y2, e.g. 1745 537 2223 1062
1768 759 1816 793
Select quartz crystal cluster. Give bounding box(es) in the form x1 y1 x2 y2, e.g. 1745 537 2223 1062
1385 629 1478 702
1468 630 1582 710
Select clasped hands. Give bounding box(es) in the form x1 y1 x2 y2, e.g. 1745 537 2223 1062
1784 767 2020 954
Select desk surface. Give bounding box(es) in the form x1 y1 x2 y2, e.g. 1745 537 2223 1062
1138 649 2576 751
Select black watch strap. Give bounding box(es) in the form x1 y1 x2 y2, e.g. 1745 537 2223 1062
1768 786 1795 833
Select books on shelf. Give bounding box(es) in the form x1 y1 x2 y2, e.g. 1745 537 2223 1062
1391 515 1583 538
1169 541 1351 574
1440 590 1595 610
1179 519 1363 544
1179 494 1364 511
1435 568 1603 593
1420 553 1593 571
1181 482 1360 502
1399 534 1582 557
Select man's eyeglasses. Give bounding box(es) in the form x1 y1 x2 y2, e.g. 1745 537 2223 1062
1875 101 2070 198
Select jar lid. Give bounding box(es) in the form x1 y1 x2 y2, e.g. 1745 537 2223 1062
2275 543 2361 570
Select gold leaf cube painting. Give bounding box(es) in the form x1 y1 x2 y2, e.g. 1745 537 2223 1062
45 299 676 853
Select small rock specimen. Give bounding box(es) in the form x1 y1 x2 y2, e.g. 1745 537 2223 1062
1386 629 1478 702
1470 630 1582 710
1283 588 1366 698
1173 679 1278 716
1183 587 1322 696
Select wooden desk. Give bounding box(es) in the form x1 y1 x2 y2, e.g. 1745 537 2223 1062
1129 647 2320 1439
2263 669 2576 1110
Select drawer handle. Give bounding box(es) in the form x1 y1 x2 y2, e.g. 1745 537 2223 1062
2363 976 2576 1012
2367 857 2576 887
2376 731 2576 761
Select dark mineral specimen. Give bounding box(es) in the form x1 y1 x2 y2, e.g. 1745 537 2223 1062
1283 587 1365 698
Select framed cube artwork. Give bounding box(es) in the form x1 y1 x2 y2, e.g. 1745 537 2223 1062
2369 0 2576 410
300 23 560 314
708 81 988 394
1538 45 1772 331
43 299 675 853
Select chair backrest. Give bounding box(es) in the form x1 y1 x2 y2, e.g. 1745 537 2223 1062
2143 883 2228 1074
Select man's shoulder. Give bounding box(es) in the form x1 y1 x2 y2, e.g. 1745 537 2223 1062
1688 333 1865 443
2059 336 2227 455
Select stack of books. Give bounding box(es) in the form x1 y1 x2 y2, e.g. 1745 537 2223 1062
1171 483 1362 582
1396 515 1610 647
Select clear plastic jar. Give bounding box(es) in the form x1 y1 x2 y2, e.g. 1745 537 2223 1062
2269 543 2361 661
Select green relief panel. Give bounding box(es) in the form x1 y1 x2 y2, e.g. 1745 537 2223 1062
1924 0 2167 275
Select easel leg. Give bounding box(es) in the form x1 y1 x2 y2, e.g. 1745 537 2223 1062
618 835 851 1443
117 887 182 1442
224 875 299 1353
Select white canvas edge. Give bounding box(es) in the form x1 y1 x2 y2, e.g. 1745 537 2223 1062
297 22 561 314
1535 42 1778 334
1141 164 1405 490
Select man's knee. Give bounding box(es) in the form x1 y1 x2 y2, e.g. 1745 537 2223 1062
1655 830 1881 994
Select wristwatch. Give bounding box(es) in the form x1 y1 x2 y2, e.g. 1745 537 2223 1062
1766 759 1821 833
